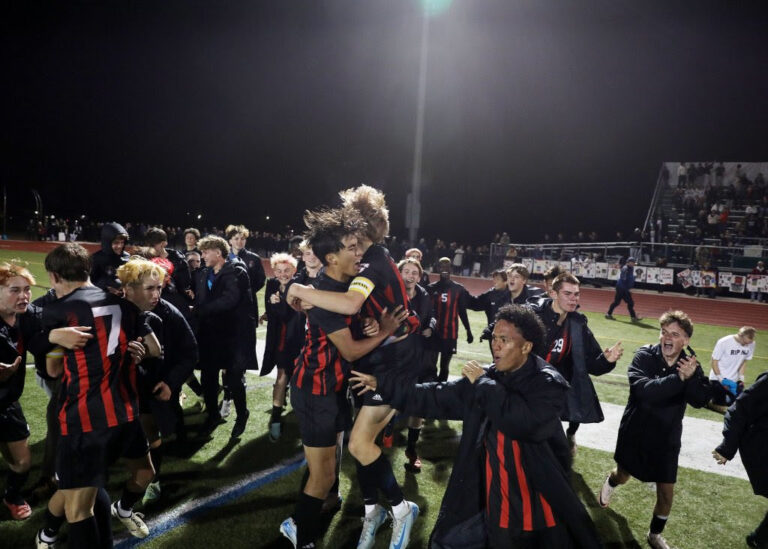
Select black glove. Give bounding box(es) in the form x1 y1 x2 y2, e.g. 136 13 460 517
467 332 474 344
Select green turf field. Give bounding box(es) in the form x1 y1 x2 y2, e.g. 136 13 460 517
1 250 766 548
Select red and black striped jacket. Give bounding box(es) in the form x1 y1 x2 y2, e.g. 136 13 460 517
427 278 471 341
375 356 601 548
42 286 153 435
292 273 355 396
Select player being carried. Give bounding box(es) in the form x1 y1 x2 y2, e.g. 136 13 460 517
287 185 421 549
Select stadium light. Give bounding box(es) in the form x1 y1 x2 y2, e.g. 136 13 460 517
197 214 202 220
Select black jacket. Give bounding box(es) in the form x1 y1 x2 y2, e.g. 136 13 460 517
165 248 193 297
475 285 545 340
377 356 601 548
194 260 254 367
90 222 129 291
716 372 768 497
614 344 710 482
139 299 198 436
235 248 266 319
260 277 305 376
0 305 48 409
529 298 615 423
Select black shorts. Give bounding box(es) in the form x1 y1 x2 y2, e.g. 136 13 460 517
56 421 149 489
431 337 457 355
275 351 297 378
0 401 30 443
291 389 351 447
137 374 157 415
355 335 421 408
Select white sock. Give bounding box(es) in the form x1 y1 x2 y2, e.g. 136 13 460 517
40 531 57 543
364 504 377 516
117 500 132 518
392 500 409 519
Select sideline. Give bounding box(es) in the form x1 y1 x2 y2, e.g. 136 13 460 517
114 453 306 547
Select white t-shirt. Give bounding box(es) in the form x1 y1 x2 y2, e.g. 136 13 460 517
709 335 755 381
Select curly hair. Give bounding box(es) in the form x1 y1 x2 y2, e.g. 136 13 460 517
225 224 250 240
198 235 230 258
659 310 693 338
0 261 35 286
494 304 547 356
304 207 363 266
183 227 201 240
270 252 297 269
117 258 167 287
338 184 389 243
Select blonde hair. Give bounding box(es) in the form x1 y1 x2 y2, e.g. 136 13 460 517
738 326 757 339
117 258 167 287
198 235 230 257
0 261 35 286
225 224 250 240
270 252 297 269
398 257 423 276
339 184 389 243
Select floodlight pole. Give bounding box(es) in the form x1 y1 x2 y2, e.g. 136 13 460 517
408 9 430 245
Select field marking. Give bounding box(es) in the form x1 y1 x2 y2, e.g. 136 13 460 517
114 453 306 547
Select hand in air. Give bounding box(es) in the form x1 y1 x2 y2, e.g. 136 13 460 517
462 360 486 384
604 341 624 363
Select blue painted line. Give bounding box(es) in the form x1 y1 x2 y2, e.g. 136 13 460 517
115 454 306 548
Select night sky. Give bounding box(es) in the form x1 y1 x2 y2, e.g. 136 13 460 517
4 1 768 243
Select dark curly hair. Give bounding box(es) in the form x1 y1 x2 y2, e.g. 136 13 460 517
494 304 547 356
304 207 364 266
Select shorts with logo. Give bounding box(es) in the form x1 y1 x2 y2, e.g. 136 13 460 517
291 388 352 448
56 420 149 489
0 401 30 442
355 334 421 408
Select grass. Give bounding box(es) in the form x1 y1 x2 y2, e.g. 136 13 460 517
1 249 767 548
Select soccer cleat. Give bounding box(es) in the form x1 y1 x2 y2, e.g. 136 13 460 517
219 398 232 419
3 498 31 520
389 501 419 549
110 501 149 538
404 449 422 473
178 391 187 407
357 504 388 549
231 410 250 439
279 517 297 549
604 314 615 320
142 480 161 505
268 421 282 442
598 475 614 508
36 529 57 549
646 531 671 549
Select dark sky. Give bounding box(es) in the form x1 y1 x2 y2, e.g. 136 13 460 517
4 1 768 243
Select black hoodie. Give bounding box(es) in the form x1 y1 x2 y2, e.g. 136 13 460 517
90 222 129 291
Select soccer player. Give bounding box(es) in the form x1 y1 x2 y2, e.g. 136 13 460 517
183 227 201 255
396 257 435 472
117 258 198 504
226 223 266 320
426 257 473 382
144 227 193 300
713 371 768 548
279 208 406 549
36 243 161 547
90 222 129 295
349 305 602 548
605 256 642 322
287 186 421 549
260 253 304 442
404 247 431 287
467 269 507 349
599 310 710 549
194 235 251 437
529 273 623 455
0 262 43 520
505 263 545 305
708 326 756 411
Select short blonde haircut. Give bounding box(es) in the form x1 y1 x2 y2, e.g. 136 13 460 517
739 326 757 339
0 261 35 286
225 224 250 240
270 252 298 269
117 258 167 287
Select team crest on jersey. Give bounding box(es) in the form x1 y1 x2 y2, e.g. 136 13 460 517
358 262 370 273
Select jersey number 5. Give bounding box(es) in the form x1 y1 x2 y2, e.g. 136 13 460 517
91 305 123 356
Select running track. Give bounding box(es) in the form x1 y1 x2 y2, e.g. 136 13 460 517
3 240 765 329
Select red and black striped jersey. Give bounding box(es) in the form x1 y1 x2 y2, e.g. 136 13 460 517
292 273 354 396
427 279 470 340
348 244 419 336
42 286 153 435
484 427 558 535
544 319 573 380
